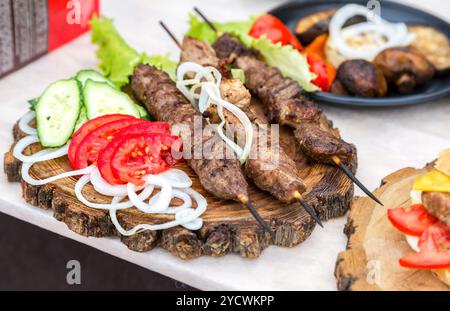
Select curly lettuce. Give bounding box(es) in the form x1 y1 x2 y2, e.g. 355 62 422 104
186 15 318 92
90 16 177 87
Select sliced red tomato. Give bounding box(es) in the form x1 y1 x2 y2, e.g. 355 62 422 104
68 114 134 168
248 14 303 51
97 122 172 184
110 133 182 186
399 223 450 269
418 222 450 250
73 118 146 169
387 204 439 237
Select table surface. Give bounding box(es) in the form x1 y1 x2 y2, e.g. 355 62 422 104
1 0 449 291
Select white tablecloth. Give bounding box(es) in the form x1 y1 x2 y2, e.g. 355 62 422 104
0 0 449 290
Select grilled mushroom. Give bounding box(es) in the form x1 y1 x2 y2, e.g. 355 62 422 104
374 47 435 94
336 59 387 97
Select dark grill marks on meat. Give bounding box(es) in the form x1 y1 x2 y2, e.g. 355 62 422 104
214 35 356 166
131 64 248 201
181 36 307 203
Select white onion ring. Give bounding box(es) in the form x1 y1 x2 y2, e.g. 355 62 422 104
127 174 172 213
22 155 95 185
18 110 37 135
329 4 415 61
148 189 192 214
176 62 253 163
109 187 207 235
159 168 192 188
75 174 154 210
13 135 68 163
90 168 130 197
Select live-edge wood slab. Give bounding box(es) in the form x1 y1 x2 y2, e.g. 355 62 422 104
335 163 449 290
4 119 353 260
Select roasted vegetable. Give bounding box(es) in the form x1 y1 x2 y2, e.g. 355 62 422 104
374 47 435 94
336 59 387 97
295 9 365 46
408 25 450 76
296 9 336 46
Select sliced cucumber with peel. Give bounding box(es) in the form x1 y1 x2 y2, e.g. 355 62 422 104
76 69 117 88
83 80 140 120
35 79 81 147
74 106 88 131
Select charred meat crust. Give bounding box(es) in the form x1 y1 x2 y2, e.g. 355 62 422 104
181 36 308 203
131 64 248 201
213 36 356 165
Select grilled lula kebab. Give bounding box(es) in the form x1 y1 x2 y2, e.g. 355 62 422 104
131 63 274 236
193 8 382 206
160 23 322 226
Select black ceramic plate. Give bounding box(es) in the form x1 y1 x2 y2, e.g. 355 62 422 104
269 0 450 107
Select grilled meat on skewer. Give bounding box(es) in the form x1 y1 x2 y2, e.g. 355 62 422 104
132 63 275 234
212 33 357 168
131 64 249 201
179 36 312 206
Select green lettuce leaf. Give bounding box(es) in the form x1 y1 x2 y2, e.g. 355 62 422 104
90 16 177 87
186 15 318 92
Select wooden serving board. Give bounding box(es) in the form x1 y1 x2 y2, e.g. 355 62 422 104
4 119 353 260
335 163 449 290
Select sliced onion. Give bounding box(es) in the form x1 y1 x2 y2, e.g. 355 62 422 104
75 174 154 210
329 4 415 61
22 156 95 185
90 167 130 197
159 169 192 188
127 174 172 213
13 135 68 163
176 62 253 163
109 187 207 236
406 235 420 252
18 110 37 135
148 189 192 214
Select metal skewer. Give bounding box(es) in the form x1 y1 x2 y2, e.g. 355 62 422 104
160 20 322 229
159 20 275 238
192 7 383 207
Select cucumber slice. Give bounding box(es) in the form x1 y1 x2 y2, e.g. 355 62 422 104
76 69 117 88
74 106 88 131
83 80 140 120
135 104 149 119
36 79 81 147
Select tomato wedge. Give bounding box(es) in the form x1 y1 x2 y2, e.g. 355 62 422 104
387 204 439 237
110 133 182 186
68 114 134 167
400 223 450 269
97 122 172 184
418 222 450 250
73 118 146 169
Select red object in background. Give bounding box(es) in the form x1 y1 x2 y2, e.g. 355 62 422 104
306 54 336 92
48 0 99 51
248 14 303 51
0 0 99 78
